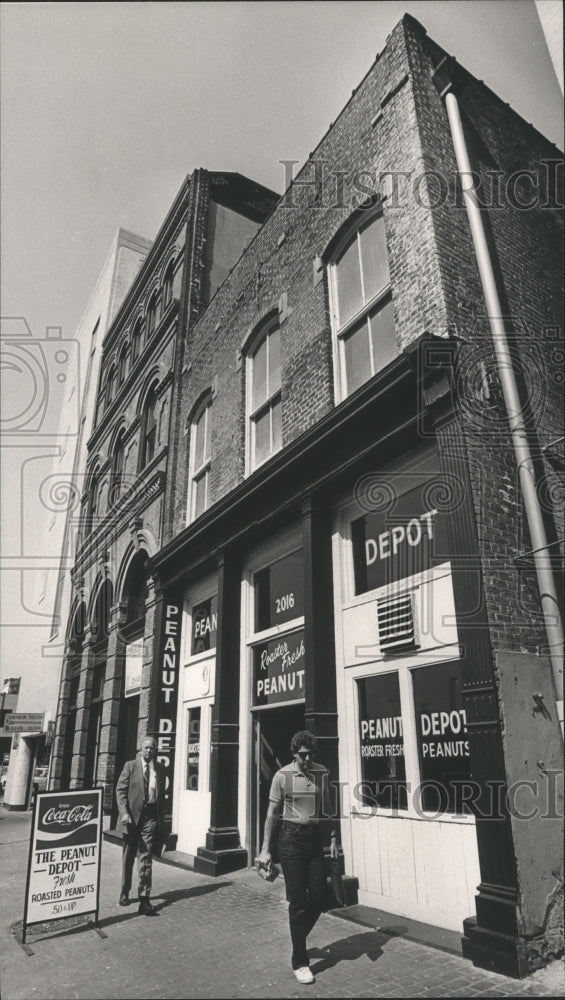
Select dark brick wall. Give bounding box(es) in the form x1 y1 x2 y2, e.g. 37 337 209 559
170 13 562 668
170 16 453 536
402 16 563 658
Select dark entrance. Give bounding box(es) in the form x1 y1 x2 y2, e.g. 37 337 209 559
253 703 304 861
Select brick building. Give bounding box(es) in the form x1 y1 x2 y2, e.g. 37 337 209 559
52 15 563 978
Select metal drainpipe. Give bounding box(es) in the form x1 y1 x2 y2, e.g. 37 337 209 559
433 62 564 738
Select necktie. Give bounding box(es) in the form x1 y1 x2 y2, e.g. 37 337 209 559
144 763 150 801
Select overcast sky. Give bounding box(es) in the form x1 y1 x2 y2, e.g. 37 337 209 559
1 0 563 343
0 0 563 677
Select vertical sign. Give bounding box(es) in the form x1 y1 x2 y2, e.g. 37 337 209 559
156 595 182 829
23 789 103 943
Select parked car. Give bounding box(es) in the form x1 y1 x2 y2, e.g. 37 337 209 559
34 767 48 792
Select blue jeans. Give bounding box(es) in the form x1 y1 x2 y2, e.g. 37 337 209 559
278 822 325 970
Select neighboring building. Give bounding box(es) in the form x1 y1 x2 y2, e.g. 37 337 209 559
52 15 563 979
535 0 564 95
50 172 278 825
2 231 151 810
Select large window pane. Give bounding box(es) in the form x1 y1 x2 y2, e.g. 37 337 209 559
194 408 207 470
254 408 270 466
360 215 390 299
254 549 304 631
252 336 267 410
369 296 396 373
271 397 282 452
186 707 201 791
336 235 363 325
268 327 281 392
193 471 208 519
412 661 473 814
357 673 407 810
343 317 371 394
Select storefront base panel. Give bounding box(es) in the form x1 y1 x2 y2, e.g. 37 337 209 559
357 888 473 934
194 846 248 876
462 918 529 978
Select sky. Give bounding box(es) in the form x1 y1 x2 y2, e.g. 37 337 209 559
0 0 563 681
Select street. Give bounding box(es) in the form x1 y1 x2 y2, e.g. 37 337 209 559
1 807 563 999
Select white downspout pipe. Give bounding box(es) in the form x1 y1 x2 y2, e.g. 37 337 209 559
435 71 564 738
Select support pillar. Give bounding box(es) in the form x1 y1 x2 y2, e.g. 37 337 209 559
195 549 247 875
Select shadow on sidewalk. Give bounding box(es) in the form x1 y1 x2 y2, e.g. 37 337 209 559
309 928 393 972
99 882 233 926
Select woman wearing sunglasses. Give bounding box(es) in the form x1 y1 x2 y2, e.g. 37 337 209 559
256 730 339 985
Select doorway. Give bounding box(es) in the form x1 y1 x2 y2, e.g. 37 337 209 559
253 703 304 860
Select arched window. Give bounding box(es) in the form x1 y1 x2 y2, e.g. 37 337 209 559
146 294 158 339
86 466 101 533
246 317 281 472
188 396 212 522
131 319 143 363
110 429 126 505
118 343 130 386
163 260 175 310
140 384 158 469
106 364 117 408
329 211 396 399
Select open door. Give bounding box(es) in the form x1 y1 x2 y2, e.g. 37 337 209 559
253 704 304 861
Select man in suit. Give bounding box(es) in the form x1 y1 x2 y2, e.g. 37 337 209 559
116 735 166 915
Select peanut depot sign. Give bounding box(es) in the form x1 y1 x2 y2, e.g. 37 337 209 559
23 789 103 943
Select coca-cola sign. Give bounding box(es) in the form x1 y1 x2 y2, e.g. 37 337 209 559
24 790 103 938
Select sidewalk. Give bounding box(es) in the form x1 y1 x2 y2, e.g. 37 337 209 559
1 807 563 999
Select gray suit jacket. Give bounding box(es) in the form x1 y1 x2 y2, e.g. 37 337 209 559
116 757 166 831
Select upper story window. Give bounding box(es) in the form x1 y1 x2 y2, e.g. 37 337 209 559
131 319 143 363
163 260 175 310
329 211 396 399
111 429 126 505
106 364 117 408
118 343 130 386
86 466 101 534
189 397 212 522
140 384 158 469
146 294 158 339
247 318 281 472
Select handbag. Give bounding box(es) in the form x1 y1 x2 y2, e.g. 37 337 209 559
329 857 347 907
255 858 280 882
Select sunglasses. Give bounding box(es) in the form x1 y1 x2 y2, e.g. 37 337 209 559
296 750 315 760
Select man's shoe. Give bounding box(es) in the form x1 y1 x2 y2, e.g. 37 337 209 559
294 967 315 984
138 897 158 916
118 893 129 906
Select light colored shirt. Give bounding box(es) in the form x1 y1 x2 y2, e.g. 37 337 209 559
269 760 332 826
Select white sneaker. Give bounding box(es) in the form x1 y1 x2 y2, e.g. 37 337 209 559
294 967 315 984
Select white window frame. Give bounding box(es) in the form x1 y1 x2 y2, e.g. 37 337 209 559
245 318 282 475
328 210 394 403
188 397 212 523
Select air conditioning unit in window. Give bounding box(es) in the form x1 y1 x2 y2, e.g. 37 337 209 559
377 592 419 654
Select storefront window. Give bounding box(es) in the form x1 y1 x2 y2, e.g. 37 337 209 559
357 673 407 810
351 476 449 595
253 630 305 707
412 661 472 814
191 596 218 655
254 549 304 631
186 707 201 791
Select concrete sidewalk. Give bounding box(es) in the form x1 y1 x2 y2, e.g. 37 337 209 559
1 807 563 999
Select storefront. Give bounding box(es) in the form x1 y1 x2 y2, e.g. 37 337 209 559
237 529 307 861
332 445 481 931
174 577 217 857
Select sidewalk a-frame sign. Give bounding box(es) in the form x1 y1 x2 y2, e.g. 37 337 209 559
23 789 103 944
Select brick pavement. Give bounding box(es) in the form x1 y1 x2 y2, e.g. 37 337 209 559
1 808 563 999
